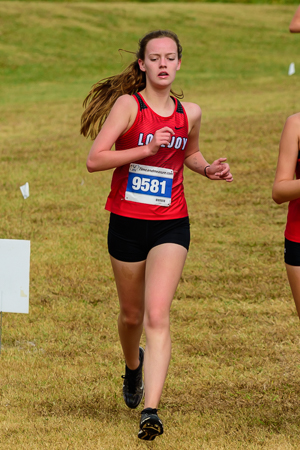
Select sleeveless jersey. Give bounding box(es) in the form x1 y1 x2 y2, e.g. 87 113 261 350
105 93 189 220
285 150 300 242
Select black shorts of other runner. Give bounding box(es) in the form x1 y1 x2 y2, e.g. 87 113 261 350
108 213 190 263
285 238 300 266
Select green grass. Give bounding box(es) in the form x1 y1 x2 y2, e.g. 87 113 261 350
1 2 300 449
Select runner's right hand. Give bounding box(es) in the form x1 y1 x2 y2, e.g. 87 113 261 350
147 127 175 155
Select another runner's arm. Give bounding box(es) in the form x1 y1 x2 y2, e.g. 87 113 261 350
86 95 174 172
290 6 300 33
272 114 300 204
183 103 233 182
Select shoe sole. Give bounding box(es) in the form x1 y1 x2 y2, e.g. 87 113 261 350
138 418 164 441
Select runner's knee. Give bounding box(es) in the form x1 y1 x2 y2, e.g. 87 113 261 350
144 309 170 331
119 309 144 328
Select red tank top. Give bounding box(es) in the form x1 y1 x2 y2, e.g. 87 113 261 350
105 93 189 220
285 150 300 242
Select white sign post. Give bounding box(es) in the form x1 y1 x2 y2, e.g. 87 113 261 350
0 239 31 353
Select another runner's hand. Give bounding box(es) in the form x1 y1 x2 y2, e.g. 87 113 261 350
147 127 175 155
207 158 233 182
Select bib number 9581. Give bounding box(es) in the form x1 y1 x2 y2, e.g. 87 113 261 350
125 164 173 207
132 177 166 194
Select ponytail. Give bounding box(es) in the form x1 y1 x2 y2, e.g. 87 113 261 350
81 60 145 139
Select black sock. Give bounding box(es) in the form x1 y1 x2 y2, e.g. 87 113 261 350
141 408 158 414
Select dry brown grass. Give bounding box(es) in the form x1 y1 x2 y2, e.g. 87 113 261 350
1 2 300 449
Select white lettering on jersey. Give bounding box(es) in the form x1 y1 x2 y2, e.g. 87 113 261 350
168 136 175 148
145 134 154 145
137 133 187 150
138 133 144 146
174 137 183 149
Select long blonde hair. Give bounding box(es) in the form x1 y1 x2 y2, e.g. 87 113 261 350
80 30 183 139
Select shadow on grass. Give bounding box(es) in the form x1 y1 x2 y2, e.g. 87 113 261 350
32 394 135 421
30 380 300 435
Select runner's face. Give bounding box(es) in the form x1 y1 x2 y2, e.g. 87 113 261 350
138 37 181 87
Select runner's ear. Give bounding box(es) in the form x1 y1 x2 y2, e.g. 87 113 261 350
138 59 146 72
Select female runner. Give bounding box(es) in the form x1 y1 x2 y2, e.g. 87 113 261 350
81 30 233 440
273 114 300 319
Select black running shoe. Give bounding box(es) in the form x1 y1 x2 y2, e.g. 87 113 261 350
121 347 144 409
138 408 164 441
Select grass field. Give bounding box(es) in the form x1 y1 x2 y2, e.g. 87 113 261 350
1 2 300 449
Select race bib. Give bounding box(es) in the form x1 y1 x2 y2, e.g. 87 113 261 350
125 164 174 207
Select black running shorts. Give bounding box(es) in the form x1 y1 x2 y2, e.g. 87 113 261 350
285 238 300 266
108 213 190 262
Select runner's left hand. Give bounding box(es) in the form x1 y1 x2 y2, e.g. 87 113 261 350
207 158 233 182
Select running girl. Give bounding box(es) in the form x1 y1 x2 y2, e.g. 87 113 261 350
81 30 233 441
